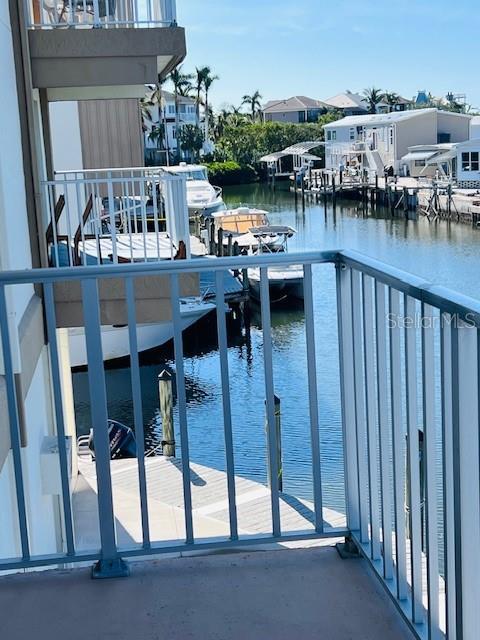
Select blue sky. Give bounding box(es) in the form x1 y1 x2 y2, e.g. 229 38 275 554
176 0 480 111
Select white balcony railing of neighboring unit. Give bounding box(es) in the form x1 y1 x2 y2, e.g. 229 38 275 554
26 0 177 28
1 250 480 638
43 167 189 266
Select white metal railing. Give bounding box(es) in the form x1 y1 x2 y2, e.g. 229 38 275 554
1 250 480 638
42 168 189 266
25 0 177 29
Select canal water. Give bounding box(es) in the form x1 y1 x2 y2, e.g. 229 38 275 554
72 183 480 519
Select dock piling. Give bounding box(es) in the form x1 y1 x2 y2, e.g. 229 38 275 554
265 394 283 492
158 370 175 458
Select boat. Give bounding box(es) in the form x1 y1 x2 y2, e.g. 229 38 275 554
247 264 304 303
211 207 295 251
247 228 304 303
68 297 215 368
163 163 225 217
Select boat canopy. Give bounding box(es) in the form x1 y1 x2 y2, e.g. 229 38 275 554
425 148 457 165
401 150 438 163
260 141 324 163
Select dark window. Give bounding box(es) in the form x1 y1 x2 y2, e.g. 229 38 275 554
299 111 306 123
462 151 479 172
472 151 479 171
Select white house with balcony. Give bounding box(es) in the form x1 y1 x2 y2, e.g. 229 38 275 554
144 90 198 163
323 108 471 176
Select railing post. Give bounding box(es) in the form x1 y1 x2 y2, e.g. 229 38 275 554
451 320 480 639
82 278 129 578
336 263 360 533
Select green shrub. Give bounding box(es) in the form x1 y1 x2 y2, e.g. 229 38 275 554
206 161 258 186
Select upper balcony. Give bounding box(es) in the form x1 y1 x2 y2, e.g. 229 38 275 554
25 1 186 92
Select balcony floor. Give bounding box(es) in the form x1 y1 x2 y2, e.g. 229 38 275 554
0 547 414 639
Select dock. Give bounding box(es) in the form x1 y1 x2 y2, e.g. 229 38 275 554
74 456 345 551
289 168 480 225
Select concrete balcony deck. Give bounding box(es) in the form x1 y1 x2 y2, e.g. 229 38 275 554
0 547 413 640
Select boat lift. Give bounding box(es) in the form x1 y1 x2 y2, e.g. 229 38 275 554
260 141 324 181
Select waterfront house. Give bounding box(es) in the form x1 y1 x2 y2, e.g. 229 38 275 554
144 90 198 163
262 96 327 123
422 139 480 187
322 91 368 116
323 108 471 175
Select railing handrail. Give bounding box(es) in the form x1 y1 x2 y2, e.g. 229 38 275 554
2 248 480 324
42 173 184 187
53 166 170 177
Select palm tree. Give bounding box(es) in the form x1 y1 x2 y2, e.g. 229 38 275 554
202 69 218 146
142 77 170 161
194 66 211 127
383 91 400 112
169 66 193 160
241 91 263 121
362 87 384 114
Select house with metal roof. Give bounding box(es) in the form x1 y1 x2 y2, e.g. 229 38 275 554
323 108 472 175
322 91 368 116
262 96 327 123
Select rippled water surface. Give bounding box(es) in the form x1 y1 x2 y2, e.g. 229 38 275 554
72 183 480 515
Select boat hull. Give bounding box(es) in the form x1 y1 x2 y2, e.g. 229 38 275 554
68 303 214 367
248 267 304 303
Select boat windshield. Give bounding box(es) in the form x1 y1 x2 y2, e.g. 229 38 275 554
181 168 208 181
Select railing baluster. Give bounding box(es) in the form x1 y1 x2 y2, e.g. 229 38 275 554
362 274 380 559
351 270 369 543
389 288 407 600
81 278 127 577
152 176 161 260
375 281 393 580
0 286 30 561
421 303 440 637
125 277 150 548
440 314 456 640
170 273 194 543
260 266 281 537
44 283 75 556
140 178 148 262
450 320 480 640
336 264 360 531
107 174 117 263
303 264 323 532
215 271 238 540
405 295 423 624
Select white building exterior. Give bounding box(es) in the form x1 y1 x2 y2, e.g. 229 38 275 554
0 1 69 563
0 0 184 570
144 90 197 163
323 108 472 176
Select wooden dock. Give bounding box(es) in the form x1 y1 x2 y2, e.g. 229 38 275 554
73 456 345 551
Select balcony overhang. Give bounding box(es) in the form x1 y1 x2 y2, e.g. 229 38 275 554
28 27 186 89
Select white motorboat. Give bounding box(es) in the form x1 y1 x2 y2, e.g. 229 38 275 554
163 163 225 217
68 297 215 368
247 228 304 303
247 264 304 303
211 207 295 251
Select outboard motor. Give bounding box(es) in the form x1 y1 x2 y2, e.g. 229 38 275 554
88 420 137 460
